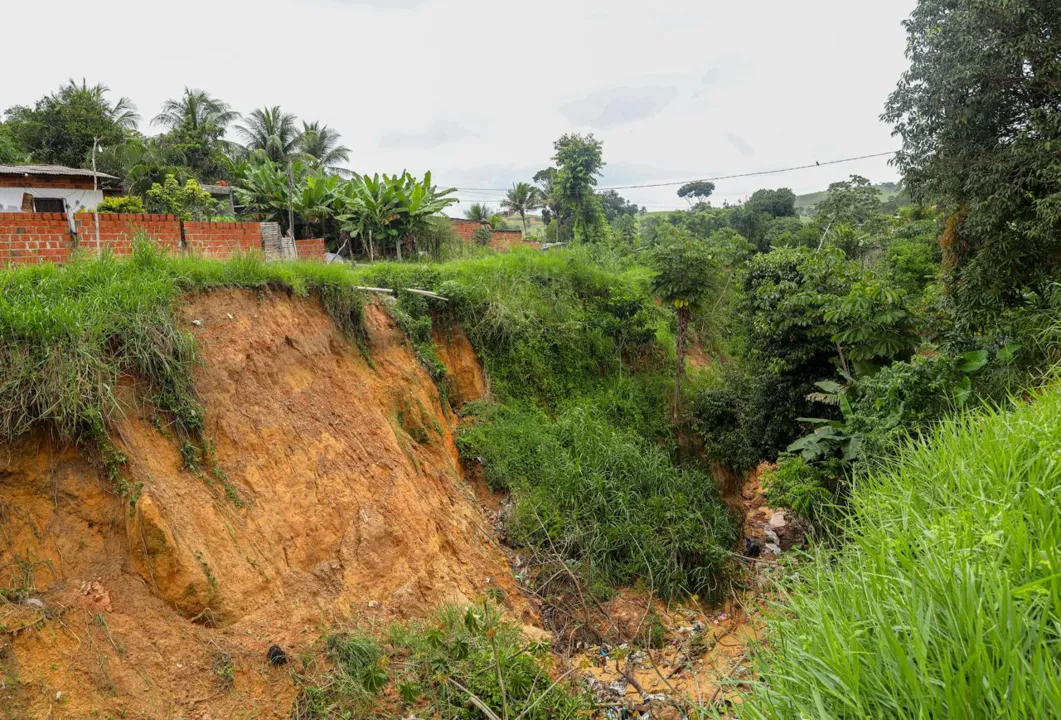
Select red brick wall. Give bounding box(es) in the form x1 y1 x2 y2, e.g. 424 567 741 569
184 221 262 259
295 238 327 261
0 173 97 190
74 213 181 256
450 218 534 251
0 213 72 265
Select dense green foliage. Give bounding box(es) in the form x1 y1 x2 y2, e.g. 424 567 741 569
3 79 137 168
884 0 1061 327
96 195 147 214
740 386 1061 719
458 402 736 598
297 601 591 719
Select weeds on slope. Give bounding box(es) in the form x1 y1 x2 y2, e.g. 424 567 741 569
360 249 737 600
738 386 1061 719
459 401 738 601
354 247 669 407
0 239 366 498
294 599 592 719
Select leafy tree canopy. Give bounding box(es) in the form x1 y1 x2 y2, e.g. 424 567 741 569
4 79 138 168
883 0 1061 321
553 133 606 242
744 187 797 218
600 189 641 222
677 180 716 204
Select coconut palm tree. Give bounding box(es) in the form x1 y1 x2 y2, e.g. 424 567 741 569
298 121 351 173
63 78 140 130
501 182 542 235
152 88 239 134
235 107 302 164
464 203 495 224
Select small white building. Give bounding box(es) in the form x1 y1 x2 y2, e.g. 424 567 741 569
0 164 116 214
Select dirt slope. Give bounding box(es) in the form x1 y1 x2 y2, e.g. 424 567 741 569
0 290 515 719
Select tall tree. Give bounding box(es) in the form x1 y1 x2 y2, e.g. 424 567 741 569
599 189 640 222
4 80 138 168
297 121 351 173
152 88 238 182
883 0 1061 324
553 133 606 242
650 227 721 419
677 181 715 207
153 88 238 134
235 107 302 164
0 123 26 163
745 187 797 218
500 182 541 235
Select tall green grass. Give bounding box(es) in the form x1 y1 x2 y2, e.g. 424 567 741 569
352 247 670 406
458 401 737 599
739 387 1061 718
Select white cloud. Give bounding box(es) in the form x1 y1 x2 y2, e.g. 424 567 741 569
558 86 680 129
380 120 474 148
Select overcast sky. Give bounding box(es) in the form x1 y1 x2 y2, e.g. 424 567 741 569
2 0 915 212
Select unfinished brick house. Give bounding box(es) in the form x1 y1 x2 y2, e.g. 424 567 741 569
0 164 115 215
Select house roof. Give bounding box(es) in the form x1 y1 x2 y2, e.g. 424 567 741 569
200 184 235 195
0 164 117 180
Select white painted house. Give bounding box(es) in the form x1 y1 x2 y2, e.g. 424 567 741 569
0 164 116 215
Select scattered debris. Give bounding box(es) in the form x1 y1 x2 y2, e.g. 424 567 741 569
267 644 288 666
77 579 113 613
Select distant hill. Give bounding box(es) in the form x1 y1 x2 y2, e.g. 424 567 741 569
795 182 908 216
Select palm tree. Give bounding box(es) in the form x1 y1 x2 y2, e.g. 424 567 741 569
501 182 542 235
298 121 351 172
464 203 494 224
109 136 189 196
63 78 140 129
235 107 302 164
153 88 239 134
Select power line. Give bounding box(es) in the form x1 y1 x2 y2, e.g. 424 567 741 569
452 150 899 193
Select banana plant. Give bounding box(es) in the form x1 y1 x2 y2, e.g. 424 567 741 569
292 172 341 239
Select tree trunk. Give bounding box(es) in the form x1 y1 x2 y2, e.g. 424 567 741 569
396 234 402 263
368 229 375 263
674 306 689 422
521 211 528 236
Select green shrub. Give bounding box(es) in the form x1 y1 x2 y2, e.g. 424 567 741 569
96 195 146 214
762 454 845 531
297 601 591 719
739 385 1061 719
458 401 737 598
354 250 668 407
472 226 492 246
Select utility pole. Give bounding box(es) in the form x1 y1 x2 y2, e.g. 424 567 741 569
287 160 295 241
92 137 101 255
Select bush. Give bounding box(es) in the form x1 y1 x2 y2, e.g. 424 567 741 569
458 401 737 598
96 195 146 214
471 226 492 246
297 601 591 719
354 250 667 406
739 385 1061 719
